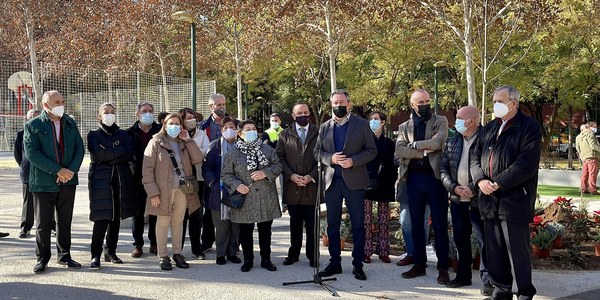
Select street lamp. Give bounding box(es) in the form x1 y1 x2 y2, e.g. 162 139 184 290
171 11 199 110
433 61 447 114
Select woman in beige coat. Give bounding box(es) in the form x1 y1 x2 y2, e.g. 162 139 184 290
142 113 203 271
221 119 282 273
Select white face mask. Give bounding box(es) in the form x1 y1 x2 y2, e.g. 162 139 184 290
493 102 510 118
222 128 237 140
102 113 116 126
593 127 598 133
270 121 280 129
184 119 197 130
48 104 65 118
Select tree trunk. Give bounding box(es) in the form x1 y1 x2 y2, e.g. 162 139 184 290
463 0 477 109
324 1 336 93
234 25 243 120
25 10 42 109
159 55 170 112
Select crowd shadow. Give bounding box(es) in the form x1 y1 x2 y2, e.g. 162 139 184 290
0 282 140 299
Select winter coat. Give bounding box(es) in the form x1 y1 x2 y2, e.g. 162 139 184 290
221 143 282 224
365 133 398 202
202 138 237 211
440 127 481 206
24 110 84 192
470 110 542 223
276 123 319 206
142 132 203 216
87 125 137 221
127 120 161 186
14 130 31 183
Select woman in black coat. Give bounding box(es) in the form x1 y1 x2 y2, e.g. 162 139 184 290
363 111 398 264
88 103 137 269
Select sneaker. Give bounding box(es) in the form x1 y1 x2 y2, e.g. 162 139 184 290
193 252 205 260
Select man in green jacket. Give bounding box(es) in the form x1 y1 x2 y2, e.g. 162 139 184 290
575 122 600 194
24 90 84 274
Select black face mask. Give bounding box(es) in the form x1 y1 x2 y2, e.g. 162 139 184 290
417 104 431 119
214 108 226 117
332 106 348 118
295 115 310 126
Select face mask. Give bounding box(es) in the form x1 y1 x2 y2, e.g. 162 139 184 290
295 115 310 127
48 103 65 118
166 124 181 138
184 119 197 130
102 113 116 127
222 128 237 140
455 119 468 134
493 102 510 118
243 130 258 143
270 122 280 129
332 106 348 118
417 104 431 118
369 119 381 132
593 128 598 133
140 112 154 125
214 108 226 117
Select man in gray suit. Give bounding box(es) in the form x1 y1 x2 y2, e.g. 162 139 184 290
314 89 377 281
395 89 450 284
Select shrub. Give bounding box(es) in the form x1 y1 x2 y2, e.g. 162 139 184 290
531 228 555 249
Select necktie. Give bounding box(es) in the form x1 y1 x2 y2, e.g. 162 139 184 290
299 127 306 144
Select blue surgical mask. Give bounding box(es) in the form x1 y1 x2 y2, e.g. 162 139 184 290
166 124 181 138
369 119 381 132
140 112 154 125
270 122 280 129
455 119 468 134
243 130 258 143
593 127 598 133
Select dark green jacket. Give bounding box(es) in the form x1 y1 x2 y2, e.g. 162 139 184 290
24 110 84 192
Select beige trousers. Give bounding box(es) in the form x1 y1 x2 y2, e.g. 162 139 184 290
156 189 188 258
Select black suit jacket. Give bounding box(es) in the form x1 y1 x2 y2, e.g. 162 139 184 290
314 114 377 190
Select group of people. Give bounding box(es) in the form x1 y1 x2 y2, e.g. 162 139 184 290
10 84 541 300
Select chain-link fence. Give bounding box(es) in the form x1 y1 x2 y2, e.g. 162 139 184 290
0 60 215 151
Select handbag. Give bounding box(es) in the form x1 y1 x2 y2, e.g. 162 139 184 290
166 149 199 195
220 190 246 209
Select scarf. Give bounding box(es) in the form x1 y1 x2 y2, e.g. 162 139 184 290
235 138 269 171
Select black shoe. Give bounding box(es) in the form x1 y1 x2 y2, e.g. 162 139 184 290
173 254 189 269
34 258 49 274
241 260 253 272
57 256 82 269
227 255 241 264
261 260 277 271
401 265 426 279
90 256 101 269
104 251 123 264
352 267 367 280
0 232 9 238
481 285 494 296
216 256 227 265
159 256 172 270
193 252 205 260
309 260 318 268
483 295 513 300
318 263 343 277
19 231 30 238
282 257 298 266
445 278 472 288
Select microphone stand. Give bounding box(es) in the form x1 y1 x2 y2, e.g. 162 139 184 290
282 149 338 296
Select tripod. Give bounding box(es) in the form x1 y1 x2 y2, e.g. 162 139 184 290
282 150 338 296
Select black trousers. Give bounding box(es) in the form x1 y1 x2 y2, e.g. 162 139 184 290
91 219 120 257
484 219 536 300
21 183 55 232
201 207 215 250
286 204 316 262
450 201 473 281
131 184 156 247
238 220 273 262
33 185 76 260
182 208 202 255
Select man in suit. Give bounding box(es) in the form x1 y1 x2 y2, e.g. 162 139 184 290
314 89 377 281
24 90 85 274
440 106 493 296
395 89 450 284
471 86 541 300
277 103 319 267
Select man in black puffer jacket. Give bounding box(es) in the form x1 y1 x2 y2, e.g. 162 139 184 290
440 106 492 296
470 86 541 300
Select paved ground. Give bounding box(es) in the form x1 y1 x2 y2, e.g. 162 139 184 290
0 153 599 299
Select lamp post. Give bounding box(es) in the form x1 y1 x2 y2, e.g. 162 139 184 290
433 61 447 114
171 11 198 110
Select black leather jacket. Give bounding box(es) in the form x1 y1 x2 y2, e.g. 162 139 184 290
470 110 542 223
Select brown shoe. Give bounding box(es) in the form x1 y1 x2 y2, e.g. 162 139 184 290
396 255 414 266
363 256 371 263
149 245 158 255
401 265 426 279
437 269 450 284
131 246 143 258
379 255 391 263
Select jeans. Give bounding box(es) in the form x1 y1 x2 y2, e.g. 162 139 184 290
470 206 491 286
399 195 430 256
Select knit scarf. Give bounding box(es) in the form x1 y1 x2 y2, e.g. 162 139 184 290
235 138 269 171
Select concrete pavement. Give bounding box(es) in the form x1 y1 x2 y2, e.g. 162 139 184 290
0 156 599 299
